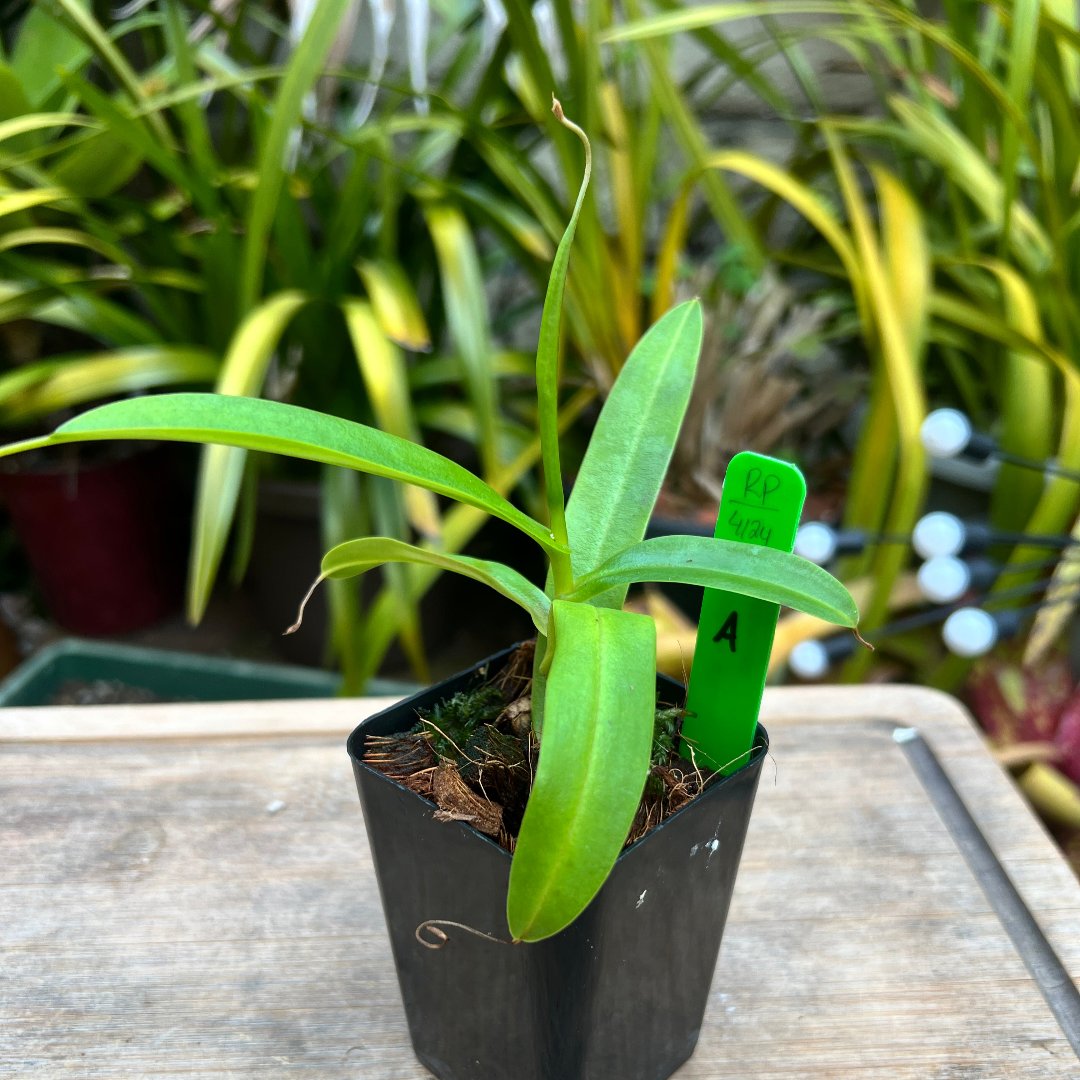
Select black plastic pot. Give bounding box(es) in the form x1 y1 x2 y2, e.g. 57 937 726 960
348 644 768 1080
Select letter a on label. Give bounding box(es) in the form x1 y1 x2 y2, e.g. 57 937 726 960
713 611 738 652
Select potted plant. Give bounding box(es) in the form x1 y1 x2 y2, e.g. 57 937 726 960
0 104 858 1079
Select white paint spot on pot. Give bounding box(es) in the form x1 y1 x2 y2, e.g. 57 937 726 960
693 830 723 862
636 890 647 910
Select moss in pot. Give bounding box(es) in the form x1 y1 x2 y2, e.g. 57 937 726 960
0 102 859 1079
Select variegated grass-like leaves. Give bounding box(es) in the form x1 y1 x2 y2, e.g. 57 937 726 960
613 0 1080 672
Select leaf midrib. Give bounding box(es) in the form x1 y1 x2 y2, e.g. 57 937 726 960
517 608 608 930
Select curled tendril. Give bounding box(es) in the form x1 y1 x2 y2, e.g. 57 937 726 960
414 920 513 949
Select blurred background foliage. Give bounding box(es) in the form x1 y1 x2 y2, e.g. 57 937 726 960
4 1 1080 856
612 0 1080 862
0 0 857 688
616 0 1080 674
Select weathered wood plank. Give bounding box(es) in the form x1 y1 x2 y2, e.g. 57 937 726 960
1 687 1077 1077
0 696 401 742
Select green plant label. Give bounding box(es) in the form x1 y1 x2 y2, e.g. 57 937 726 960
680 452 806 774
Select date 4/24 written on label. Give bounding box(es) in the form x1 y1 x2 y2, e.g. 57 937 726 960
727 507 772 545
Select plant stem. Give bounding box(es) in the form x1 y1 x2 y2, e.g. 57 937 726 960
536 98 592 596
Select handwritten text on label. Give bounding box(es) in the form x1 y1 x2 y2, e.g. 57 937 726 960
743 467 782 507
727 508 772 545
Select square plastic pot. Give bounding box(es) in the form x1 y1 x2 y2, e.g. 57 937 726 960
348 643 767 1080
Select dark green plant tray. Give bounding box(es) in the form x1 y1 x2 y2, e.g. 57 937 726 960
0 639 417 707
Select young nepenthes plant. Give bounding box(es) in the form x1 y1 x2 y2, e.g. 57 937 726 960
0 100 858 941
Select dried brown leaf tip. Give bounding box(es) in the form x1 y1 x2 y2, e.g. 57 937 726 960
551 94 565 122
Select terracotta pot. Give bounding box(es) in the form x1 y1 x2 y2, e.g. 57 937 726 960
0 445 182 635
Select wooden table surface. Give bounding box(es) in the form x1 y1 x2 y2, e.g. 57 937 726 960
3 685 1080 1079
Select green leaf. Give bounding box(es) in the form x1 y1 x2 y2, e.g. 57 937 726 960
310 536 551 635
330 386 596 689
343 297 441 538
999 0 1040 257
214 292 309 397
368 477 430 684
0 112 95 148
564 300 703 605
454 181 554 261
48 0 169 141
129 66 286 118
356 259 431 352
0 227 126 263
50 128 144 199
603 3 850 45
885 97 1050 271
162 0 220 204
0 347 218 424
10 1 92 107
0 188 70 220
972 260 1053 530
0 62 32 139
4 285 160 347
874 164 928 363
507 601 655 942
422 202 501 477
409 351 534 390
15 393 563 556
822 129 926 651
189 291 310 621
629 20 763 269
238 0 350 313
691 149 859 277
319 465 369 694
534 100 592 578
415 401 533 462
55 72 208 204
567 535 859 628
